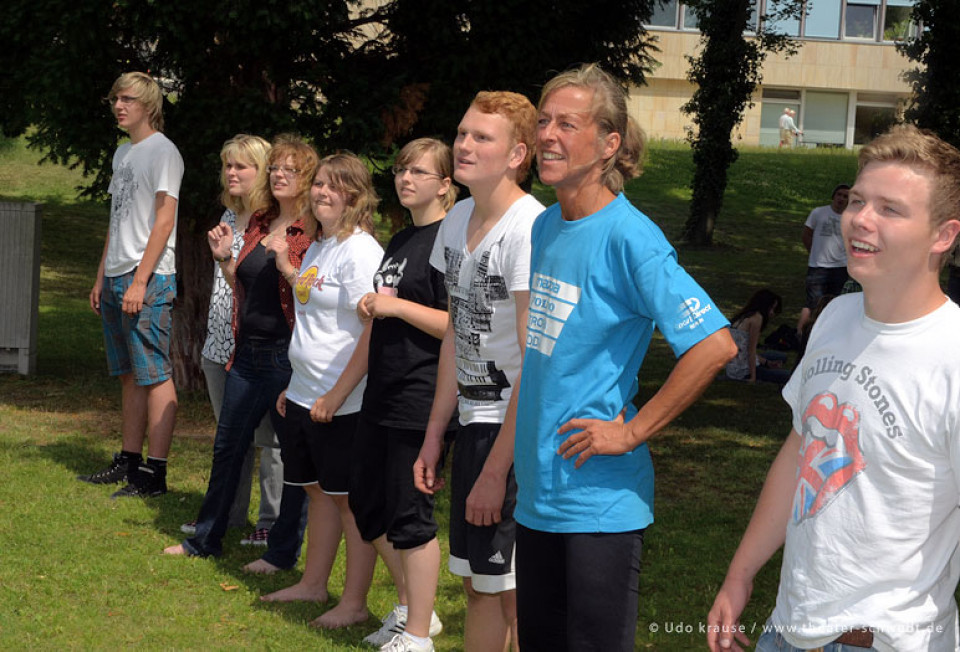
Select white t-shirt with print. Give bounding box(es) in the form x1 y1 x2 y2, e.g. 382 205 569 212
773 293 960 652
429 194 544 425
286 229 383 415
105 132 184 277
804 204 846 269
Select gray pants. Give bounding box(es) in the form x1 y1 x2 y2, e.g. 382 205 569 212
202 356 283 530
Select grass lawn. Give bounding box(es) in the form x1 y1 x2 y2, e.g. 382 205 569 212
0 134 862 650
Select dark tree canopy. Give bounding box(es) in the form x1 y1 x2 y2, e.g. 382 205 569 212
899 0 960 149
680 0 800 245
0 0 660 386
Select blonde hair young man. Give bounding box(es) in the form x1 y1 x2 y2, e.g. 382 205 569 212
708 124 960 652
80 72 184 498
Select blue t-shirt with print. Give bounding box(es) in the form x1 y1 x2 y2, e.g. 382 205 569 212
515 193 728 533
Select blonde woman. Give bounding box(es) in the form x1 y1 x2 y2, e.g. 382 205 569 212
514 64 735 650
165 136 317 570
177 134 285 547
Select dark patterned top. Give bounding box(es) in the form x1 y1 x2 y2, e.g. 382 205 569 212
226 209 313 369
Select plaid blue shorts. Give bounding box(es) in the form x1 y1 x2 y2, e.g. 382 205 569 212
101 271 176 386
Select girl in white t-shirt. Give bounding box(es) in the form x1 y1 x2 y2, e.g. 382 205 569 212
261 153 384 631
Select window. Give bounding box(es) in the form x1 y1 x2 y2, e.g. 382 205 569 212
805 1 842 39
883 0 916 41
845 1 879 39
804 91 849 147
644 1 761 31
854 93 900 144
760 98 801 147
647 1 679 27
762 88 801 101
761 0 917 42
854 106 897 144
764 0 800 37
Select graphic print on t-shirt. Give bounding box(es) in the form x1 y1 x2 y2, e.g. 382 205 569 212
793 391 866 523
444 242 511 404
819 215 842 238
294 266 324 304
527 272 581 357
375 256 407 297
110 164 137 239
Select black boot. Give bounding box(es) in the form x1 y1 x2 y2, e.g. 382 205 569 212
111 461 167 498
77 452 141 485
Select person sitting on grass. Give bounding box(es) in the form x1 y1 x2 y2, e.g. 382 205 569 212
725 289 791 385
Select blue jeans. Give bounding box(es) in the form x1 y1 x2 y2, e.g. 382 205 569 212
183 339 307 566
755 628 879 651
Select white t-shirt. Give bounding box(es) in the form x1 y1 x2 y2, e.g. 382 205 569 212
105 132 184 277
804 205 846 268
429 194 544 424
286 229 384 415
773 293 960 652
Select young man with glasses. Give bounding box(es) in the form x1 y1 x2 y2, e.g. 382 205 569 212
79 71 184 498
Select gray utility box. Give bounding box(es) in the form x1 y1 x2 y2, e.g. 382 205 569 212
0 202 42 374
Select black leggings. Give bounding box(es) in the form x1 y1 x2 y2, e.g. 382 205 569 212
516 524 644 651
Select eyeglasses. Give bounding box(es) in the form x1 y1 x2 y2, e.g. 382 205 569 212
267 165 301 177
392 165 445 181
110 95 140 105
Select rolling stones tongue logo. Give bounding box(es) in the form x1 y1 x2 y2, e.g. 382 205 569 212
793 392 866 523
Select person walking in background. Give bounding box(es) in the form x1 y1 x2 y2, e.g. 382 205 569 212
351 138 457 652
415 91 545 652
797 184 850 335
779 108 801 148
260 153 384 632
163 136 313 572
80 71 184 498
179 134 285 547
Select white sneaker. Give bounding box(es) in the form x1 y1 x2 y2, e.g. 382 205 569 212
380 633 435 652
362 605 443 647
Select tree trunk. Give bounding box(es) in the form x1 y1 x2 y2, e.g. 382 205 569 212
171 201 216 392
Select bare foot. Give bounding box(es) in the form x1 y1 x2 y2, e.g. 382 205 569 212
260 582 329 603
310 603 370 629
242 558 282 575
163 544 190 556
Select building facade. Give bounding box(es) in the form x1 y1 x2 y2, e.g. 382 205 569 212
632 0 916 148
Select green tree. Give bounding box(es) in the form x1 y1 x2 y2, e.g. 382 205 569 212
0 0 660 386
899 0 960 148
680 0 801 245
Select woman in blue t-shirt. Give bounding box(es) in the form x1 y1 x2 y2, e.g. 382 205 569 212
513 64 736 651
